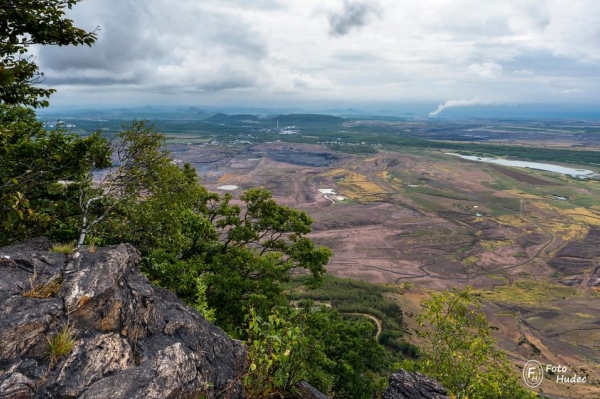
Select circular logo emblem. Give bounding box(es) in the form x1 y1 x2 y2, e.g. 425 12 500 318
523 360 544 388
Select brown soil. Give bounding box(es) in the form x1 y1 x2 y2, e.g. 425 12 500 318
488 164 563 186
185 142 600 398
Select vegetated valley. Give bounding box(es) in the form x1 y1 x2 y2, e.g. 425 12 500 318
51 109 600 399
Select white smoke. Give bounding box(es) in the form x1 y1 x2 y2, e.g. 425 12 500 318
428 97 496 118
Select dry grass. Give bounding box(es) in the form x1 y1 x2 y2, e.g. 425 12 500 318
21 273 63 298
495 215 530 227
217 172 238 184
462 255 480 266
51 242 75 254
479 240 512 251
563 207 600 226
46 324 76 364
481 280 588 307
337 172 388 201
320 168 388 201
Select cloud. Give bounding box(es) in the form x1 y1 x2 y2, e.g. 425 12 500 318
29 0 600 108
328 1 380 36
35 0 317 94
561 88 585 94
513 69 535 76
467 62 503 78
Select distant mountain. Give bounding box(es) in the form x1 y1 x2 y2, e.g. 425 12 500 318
271 114 345 125
184 106 205 114
323 108 366 116
38 106 211 120
205 113 261 123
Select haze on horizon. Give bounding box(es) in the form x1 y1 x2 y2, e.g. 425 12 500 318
35 0 600 117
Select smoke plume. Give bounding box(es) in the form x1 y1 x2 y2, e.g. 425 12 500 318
428 98 496 118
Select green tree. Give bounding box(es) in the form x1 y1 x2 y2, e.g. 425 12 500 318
0 104 110 244
243 307 307 398
300 305 386 398
75 120 171 247
124 183 332 331
243 304 387 399
407 288 536 399
1 0 97 107
0 0 108 244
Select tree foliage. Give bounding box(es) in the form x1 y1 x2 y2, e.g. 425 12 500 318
0 104 110 244
406 288 536 399
244 307 307 398
243 304 386 399
299 304 386 398
75 120 171 247
1 0 97 107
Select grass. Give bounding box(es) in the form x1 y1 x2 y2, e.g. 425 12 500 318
21 273 63 298
404 185 471 201
481 280 586 306
51 242 76 254
484 203 515 217
489 197 522 211
403 194 447 212
47 324 76 364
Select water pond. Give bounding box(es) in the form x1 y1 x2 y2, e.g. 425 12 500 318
446 153 597 178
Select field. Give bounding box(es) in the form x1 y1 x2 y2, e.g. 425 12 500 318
168 140 600 398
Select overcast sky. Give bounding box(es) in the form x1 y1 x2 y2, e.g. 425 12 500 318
35 0 600 114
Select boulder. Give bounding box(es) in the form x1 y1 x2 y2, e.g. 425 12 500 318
296 381 329 399
0 239 246 399
382 369 449 399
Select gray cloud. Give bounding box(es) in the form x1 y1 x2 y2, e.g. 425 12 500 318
328 1 380 36
210 0 286 10
44 75 143 86
332 49 382 63
36 0 269 92
28 0 600 109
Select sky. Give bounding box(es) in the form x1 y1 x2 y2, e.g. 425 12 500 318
34 0 600 116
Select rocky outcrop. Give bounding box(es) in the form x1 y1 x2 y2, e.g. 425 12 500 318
382 369 449 399
296 381 329 399
0 238 246 399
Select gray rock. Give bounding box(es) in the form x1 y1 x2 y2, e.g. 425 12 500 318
296 381 329 399
382 369 449 399
0 296 63 361
0 372 35 399
0 239 246 399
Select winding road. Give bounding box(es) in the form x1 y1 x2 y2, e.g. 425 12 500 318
343 312 383 340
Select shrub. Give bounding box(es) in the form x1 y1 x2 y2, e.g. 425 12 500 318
47 324 76 364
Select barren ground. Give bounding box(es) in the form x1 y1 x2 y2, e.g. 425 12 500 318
178 141 600 398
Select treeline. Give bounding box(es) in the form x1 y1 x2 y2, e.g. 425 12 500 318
271 127 600 166
291 276 403 339
290 275 418 357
